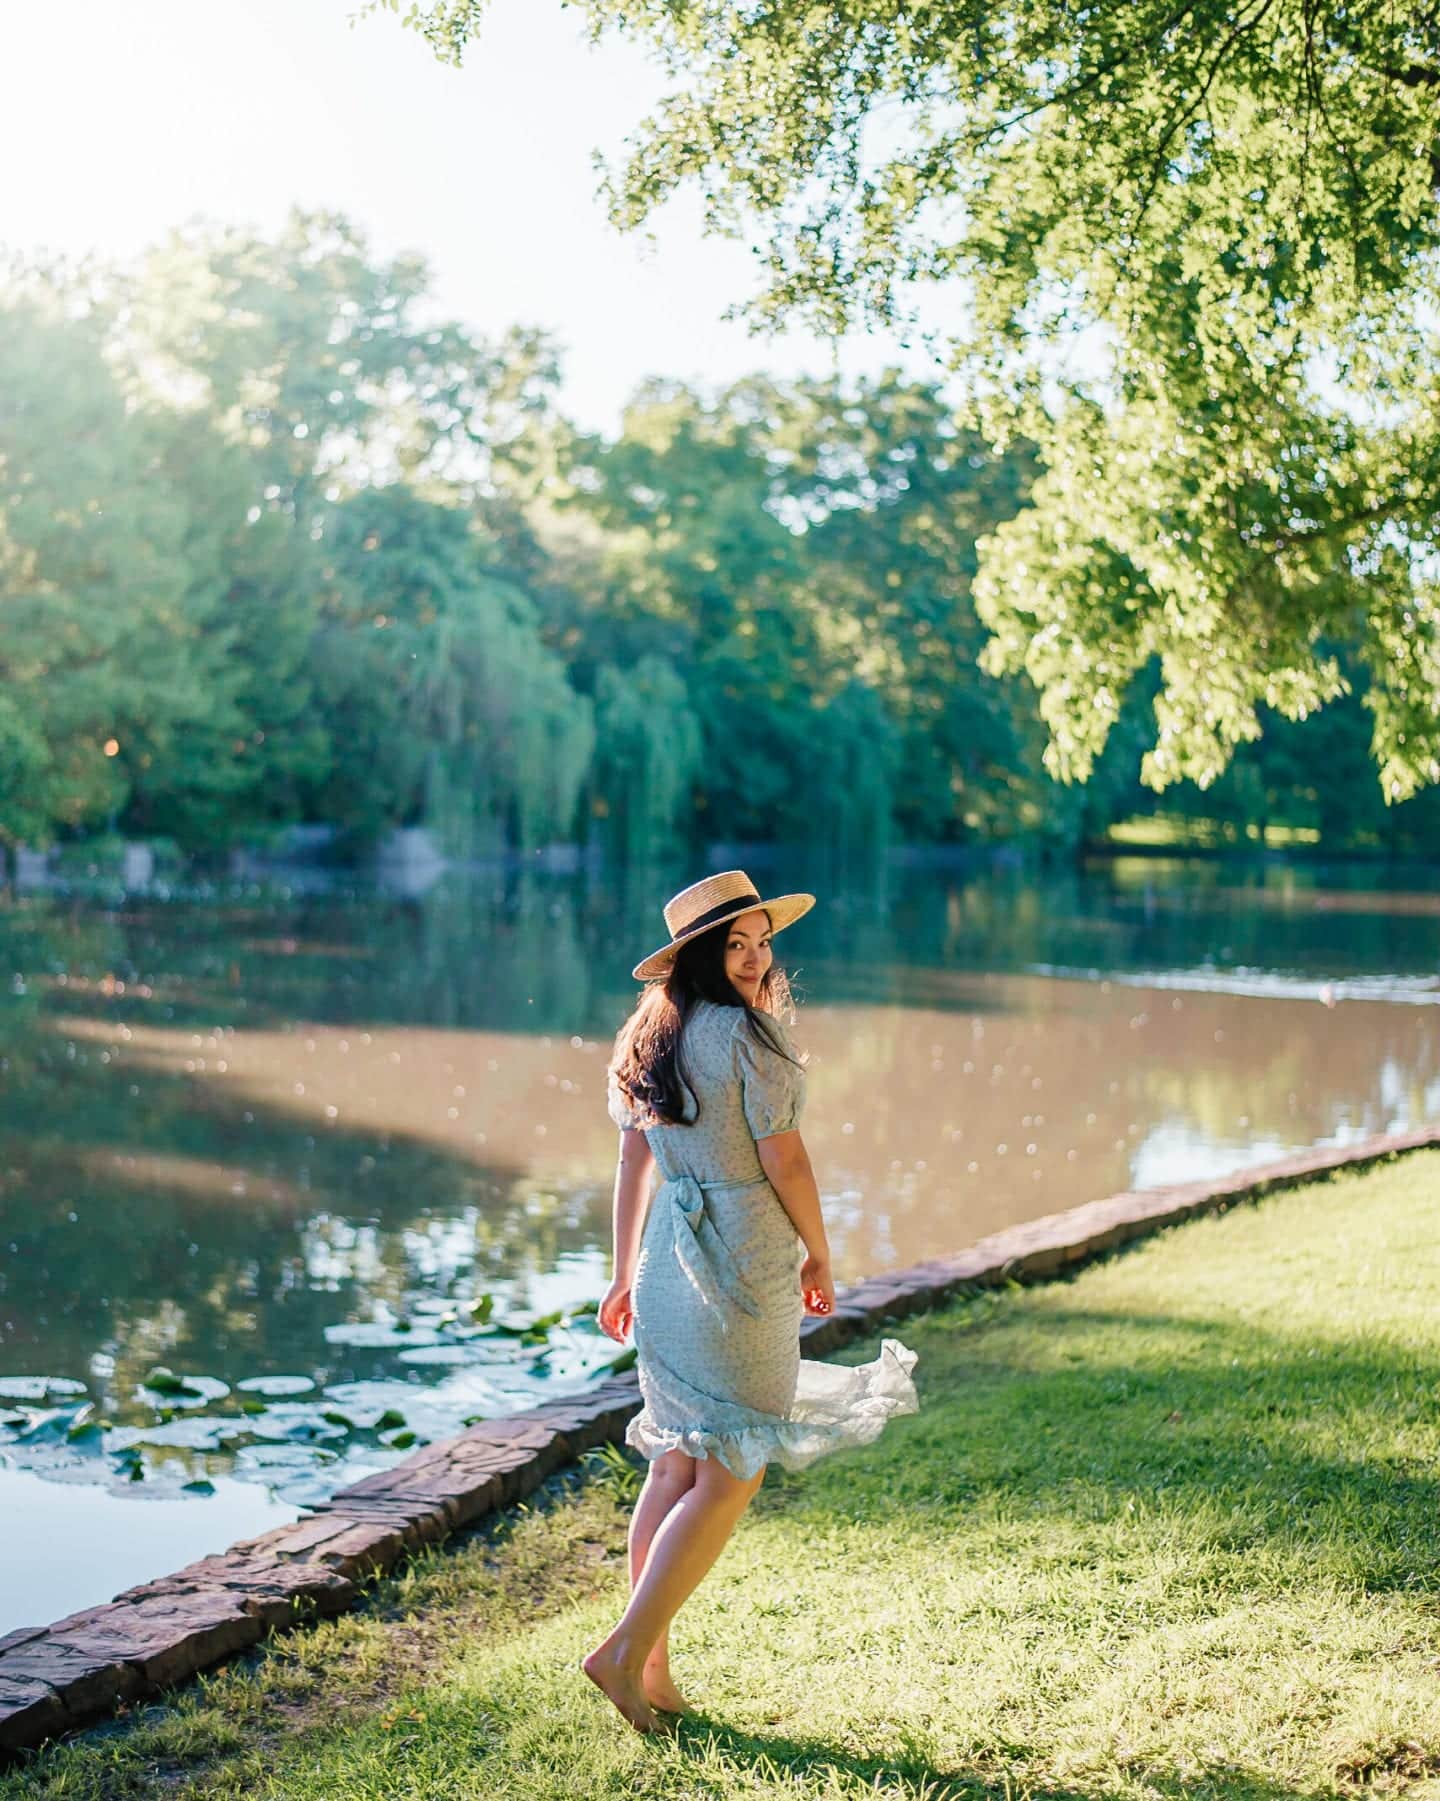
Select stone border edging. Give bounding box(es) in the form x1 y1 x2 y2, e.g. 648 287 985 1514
3 1122 1437 1757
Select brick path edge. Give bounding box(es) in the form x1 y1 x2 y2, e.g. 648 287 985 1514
3 1121 1436 1758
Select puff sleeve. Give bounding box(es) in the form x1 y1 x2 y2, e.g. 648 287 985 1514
733 1013 807 1140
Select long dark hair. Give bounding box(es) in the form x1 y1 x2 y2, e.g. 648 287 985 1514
608 910 803 1128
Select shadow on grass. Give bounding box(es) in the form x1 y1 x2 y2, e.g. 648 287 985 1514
669 1710 1338 1801
635 1288 1440 1800
775 1298 1440 1593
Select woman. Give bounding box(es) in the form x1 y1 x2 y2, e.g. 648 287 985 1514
583 869 919 1732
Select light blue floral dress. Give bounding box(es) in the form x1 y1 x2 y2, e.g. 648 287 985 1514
606 999 919 1480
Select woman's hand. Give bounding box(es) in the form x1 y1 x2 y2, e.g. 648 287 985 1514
598 1277 634 1343
800 1252 834 1317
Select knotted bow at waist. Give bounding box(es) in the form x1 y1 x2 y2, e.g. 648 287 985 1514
656 1173 767 1322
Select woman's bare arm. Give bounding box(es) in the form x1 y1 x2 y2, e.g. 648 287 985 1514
611 1127 655 1282
756 1129 834 1313
598 1126 655 1341
756 1128 829 1261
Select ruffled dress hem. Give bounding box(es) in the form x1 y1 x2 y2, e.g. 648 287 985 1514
624 1336 919 1481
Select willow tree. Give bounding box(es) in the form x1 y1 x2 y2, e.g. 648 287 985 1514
800 678 902 862
316 484 593 857
373 0 1440 806
559 379 871 847
591 655 703 863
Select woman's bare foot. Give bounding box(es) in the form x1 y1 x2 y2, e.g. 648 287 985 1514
581 1645 663 1734
642 1657 691 1714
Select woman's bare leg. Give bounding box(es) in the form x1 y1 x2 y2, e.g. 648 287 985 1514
583 1456 765 1731
626 1450 697 1711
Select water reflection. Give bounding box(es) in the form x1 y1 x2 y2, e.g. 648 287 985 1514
0 858 1436 1632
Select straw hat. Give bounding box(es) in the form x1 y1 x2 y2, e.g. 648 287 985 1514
632 869 815 982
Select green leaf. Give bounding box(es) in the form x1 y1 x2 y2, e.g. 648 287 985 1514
144 1367 202 1398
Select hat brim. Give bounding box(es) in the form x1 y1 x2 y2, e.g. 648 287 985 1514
631 892 815 983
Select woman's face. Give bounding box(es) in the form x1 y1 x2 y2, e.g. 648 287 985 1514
724 908 773 1004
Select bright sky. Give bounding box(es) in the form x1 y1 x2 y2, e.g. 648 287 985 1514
0 0 942 434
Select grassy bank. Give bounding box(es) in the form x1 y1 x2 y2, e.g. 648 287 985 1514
7 1149 1440 1800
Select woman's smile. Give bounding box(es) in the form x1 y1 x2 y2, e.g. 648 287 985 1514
725 908 773 997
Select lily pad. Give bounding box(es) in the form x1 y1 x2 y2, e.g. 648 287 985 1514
242 1404 349 1446
312 1384 415 1431
233 1442 340 1477
318 1382 473 1442
235 1375 316 1398
138 1371 230 1409
15 1404 92 1445
108 1415 241 1453
0 1376 87 1402
562 1313 605 1338
142 1367 202 1398
323 1321 445 1350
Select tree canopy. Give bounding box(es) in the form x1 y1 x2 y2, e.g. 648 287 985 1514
5 207 1437 863
369 0 1440 803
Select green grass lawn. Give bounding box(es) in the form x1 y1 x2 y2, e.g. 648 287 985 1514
8 1150 1440 1800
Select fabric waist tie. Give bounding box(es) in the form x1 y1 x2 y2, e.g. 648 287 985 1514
656 1173 769 1322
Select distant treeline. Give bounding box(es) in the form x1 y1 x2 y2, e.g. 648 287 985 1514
2 210 1435 864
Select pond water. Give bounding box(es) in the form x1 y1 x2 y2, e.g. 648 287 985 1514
2 854 1437 1633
